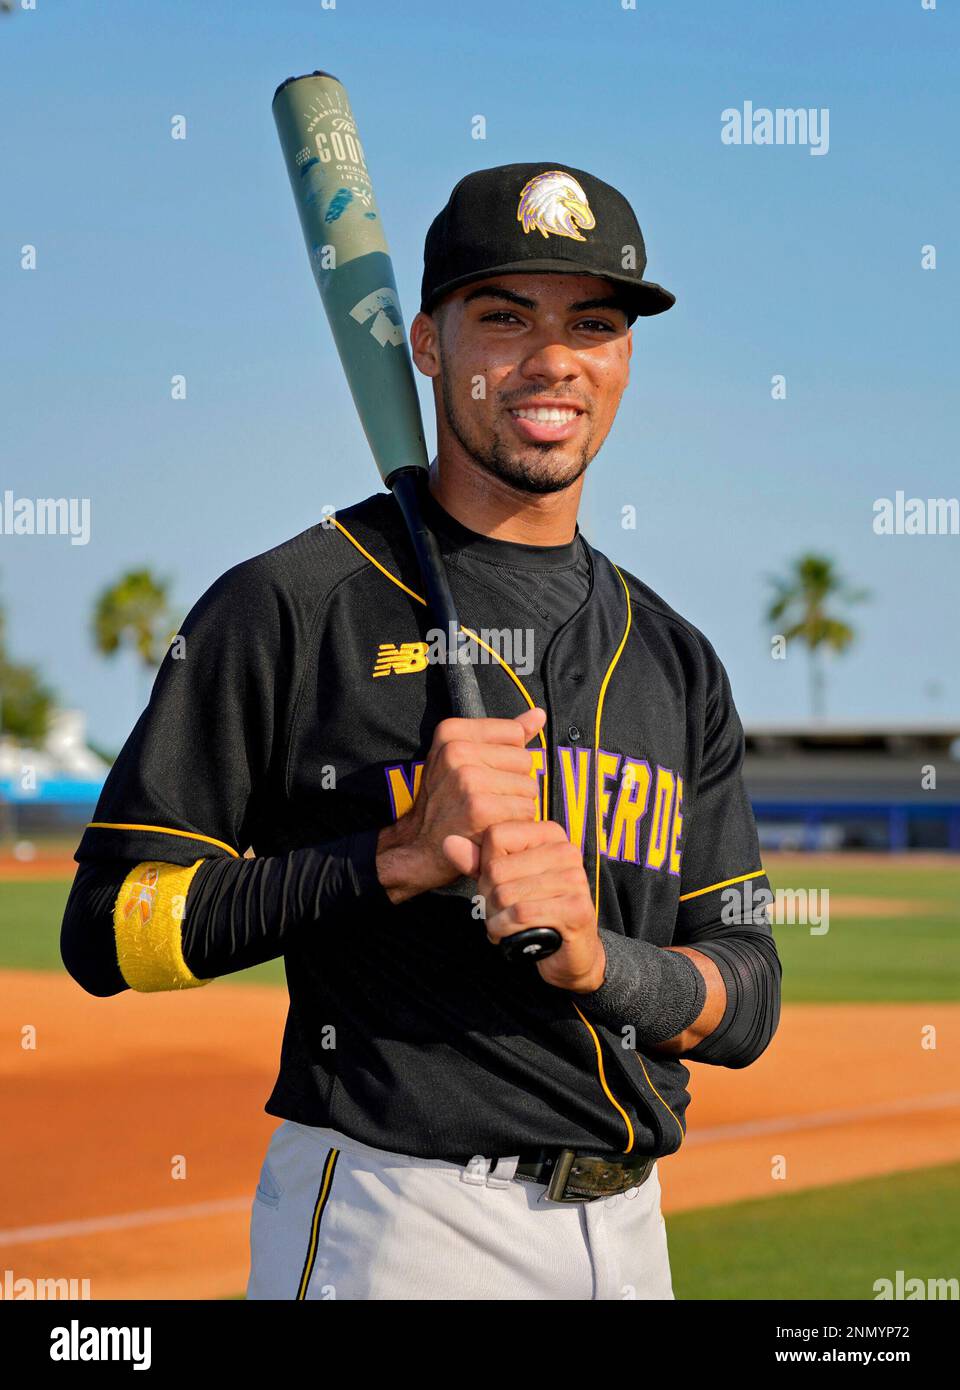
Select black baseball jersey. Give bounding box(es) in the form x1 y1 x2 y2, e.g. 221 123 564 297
74 488 777 1162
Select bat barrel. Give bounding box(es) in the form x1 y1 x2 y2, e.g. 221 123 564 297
272 71 428 484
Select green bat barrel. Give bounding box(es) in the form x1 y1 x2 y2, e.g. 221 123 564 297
272 72 428 485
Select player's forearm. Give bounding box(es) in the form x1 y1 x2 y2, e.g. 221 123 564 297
180 831 391 979
649 947 727 1054
571 929 778 1067
60 830 393 994
677 932 782 1068
570 929 708 1051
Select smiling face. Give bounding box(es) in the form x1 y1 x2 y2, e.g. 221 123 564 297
410 272 633 497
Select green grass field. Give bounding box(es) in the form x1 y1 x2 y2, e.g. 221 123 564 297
669 1161 960 1300
763 856 960 1002
5 855 958 1302
0 878 286 985
4 853 956 998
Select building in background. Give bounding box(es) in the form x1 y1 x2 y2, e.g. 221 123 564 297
744 722 960 852
3 711 959 854
0 709 109 842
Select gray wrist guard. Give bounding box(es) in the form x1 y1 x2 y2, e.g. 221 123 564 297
572 929 706 1049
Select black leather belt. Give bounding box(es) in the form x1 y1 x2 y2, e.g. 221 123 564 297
511 1147 656 1203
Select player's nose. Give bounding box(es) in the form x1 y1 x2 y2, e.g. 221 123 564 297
517 340 585 385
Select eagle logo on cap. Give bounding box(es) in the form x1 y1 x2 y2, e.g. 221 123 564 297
516 170 596 243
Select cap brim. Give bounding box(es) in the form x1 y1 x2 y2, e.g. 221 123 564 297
423 260 676 320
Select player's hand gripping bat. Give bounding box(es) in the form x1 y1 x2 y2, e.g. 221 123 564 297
272 71 562 963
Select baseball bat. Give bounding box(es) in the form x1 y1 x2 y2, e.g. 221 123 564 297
271 71 561 963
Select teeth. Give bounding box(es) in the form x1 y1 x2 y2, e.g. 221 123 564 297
511 407 579 423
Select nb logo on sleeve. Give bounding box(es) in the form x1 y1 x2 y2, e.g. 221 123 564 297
373 642 430 677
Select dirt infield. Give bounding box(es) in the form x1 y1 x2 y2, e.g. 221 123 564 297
828 895 934 918
659 1002 960 1215
0 858 79 881
766 851 960 869
1 969 958 1299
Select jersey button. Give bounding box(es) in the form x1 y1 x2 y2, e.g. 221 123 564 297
568 726 582 742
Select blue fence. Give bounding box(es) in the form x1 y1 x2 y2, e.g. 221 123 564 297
752 801 960 852
0 780 105 805
1 783 958 850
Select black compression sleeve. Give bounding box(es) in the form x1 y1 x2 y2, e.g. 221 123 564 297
681 932 782 1068
60 829 392 995
180 830 390 978
571 926 781 1066
60 860 133 996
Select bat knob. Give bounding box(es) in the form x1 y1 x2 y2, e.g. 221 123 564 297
499 927 563 965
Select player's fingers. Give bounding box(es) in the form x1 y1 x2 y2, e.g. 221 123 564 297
438 741 543 778
441 834 481 878
484 895 594 945
449 764 541 809
513 706 548 743
484 839 584 888
462 792 542 834
480 818 571 867
432 708 545 751
482 857 587 914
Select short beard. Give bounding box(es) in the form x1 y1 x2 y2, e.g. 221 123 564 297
438 347 593 496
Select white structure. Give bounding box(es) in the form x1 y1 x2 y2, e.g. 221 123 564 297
0 709 110 783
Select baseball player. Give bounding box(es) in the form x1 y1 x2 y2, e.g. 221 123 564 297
61 163 781 1301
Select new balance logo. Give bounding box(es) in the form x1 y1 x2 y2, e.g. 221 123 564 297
373 642 430 677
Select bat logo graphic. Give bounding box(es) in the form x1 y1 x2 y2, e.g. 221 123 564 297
349 288 405 347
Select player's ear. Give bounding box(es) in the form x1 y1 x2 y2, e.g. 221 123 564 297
410 310 442 378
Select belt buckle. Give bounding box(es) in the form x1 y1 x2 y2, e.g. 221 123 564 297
544 1149 580 1203
543 1150 654 1203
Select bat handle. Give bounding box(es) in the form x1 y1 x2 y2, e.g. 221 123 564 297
390 469 486 717
389 469 562 963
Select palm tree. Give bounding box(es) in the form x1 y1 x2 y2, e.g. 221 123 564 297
92 569 176 706
0 585 56 844
765 554 869 718
0 587 55 741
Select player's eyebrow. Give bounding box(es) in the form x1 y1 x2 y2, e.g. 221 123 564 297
462 285 628 317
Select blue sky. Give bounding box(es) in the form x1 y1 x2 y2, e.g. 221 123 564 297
1 0 957 751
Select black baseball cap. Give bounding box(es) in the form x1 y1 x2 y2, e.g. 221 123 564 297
420 162 675 326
